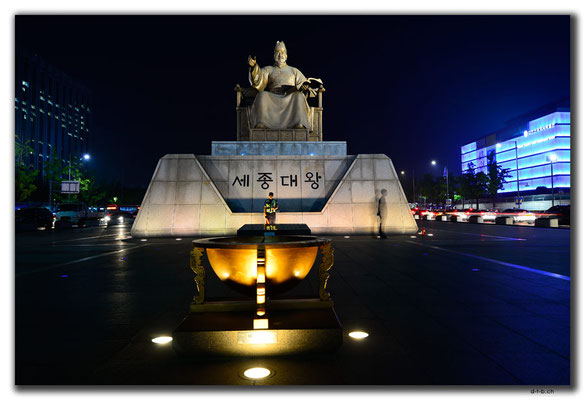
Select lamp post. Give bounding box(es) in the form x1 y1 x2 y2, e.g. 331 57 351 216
399 170 416 204
66 153 91 201
431 160 449 209
547 153 557 207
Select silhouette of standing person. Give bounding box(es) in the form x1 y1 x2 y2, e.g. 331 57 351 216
377 189 388 239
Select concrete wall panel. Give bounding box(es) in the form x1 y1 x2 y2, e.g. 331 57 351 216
149 181 177 205
175 181 201 205
177 158 202 181
351 181 376 204
200 204 226 230
156 157 178 182
172 205 200 232
328 204 353 227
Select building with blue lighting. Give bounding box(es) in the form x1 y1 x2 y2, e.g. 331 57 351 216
461 100 570 197
15 46 92 178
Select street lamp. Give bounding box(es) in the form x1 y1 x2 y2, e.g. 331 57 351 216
431 160 449 208
399 169 416 204
547 153 557 207
66 153 91 200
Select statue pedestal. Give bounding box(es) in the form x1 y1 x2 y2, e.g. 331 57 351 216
237 223 311 236
172 299 342 357
131 153 417 238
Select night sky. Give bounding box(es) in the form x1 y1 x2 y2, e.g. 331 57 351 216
15 15 570 187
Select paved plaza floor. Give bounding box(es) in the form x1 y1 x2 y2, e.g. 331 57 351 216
15 220 571 385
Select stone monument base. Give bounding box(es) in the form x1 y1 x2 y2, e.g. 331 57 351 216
131 152 417 238
172 299 342 357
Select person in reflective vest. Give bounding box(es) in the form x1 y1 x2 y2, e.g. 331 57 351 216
264 192 279 225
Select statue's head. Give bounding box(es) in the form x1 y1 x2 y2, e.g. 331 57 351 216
274 41 288 67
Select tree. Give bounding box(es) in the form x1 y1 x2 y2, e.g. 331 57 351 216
486 150 511 208
43 150 70 204
458 162 488 209
79 178 107 205
472 171 489 209
15 135 38 201
417 173 442 206
42 150 107 205
458 162 476 208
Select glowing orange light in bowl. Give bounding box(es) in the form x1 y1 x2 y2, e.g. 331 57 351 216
194 236 329 295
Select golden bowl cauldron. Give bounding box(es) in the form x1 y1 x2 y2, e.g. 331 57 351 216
192 235 330 295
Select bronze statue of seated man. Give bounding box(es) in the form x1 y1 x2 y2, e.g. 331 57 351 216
248 41 322 130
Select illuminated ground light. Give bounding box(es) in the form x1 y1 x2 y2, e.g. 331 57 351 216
176 238 182 241
151 336 173 344
427 233 434 237
242 367 273 380
348 331 369 340
344 235 350 239
410 235 417 238
140 239 148 242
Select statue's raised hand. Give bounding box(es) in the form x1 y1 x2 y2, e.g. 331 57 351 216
248 55 257 67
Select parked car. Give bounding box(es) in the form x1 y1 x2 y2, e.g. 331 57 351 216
479 209 499 221
410 207 424 218
501 208 537 223
55 202 89 225
453 208 478 221
546 205 570 225
16 207 54 230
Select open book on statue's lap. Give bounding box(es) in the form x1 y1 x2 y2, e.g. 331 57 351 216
303 77 323 88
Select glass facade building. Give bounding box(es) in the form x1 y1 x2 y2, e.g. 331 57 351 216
461 105 570 195
15 46 91 177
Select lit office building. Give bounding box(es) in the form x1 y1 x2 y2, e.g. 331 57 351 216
460 102 570 196
15 46 91 177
